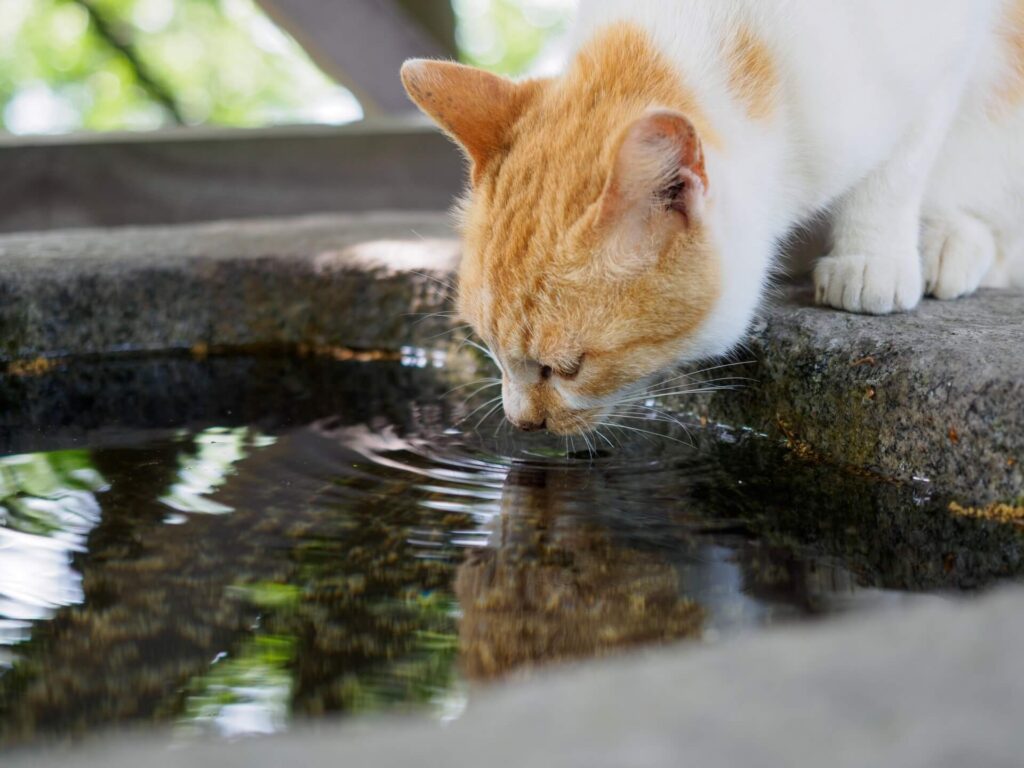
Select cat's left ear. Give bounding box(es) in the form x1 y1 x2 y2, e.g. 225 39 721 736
401 59 538 185
597 110 709 231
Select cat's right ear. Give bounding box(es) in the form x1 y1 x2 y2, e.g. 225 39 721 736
597 110 709 232
401 60 536 185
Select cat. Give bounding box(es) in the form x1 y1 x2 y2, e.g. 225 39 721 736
401 0 1024 436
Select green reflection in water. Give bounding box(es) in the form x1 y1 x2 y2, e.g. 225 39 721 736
0 451 106 533
160 428 276 516
0 450 107 647
179 583 300 738
178 582 463 737
334 590 463 718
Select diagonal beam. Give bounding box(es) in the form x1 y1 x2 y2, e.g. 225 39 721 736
255 0 457 115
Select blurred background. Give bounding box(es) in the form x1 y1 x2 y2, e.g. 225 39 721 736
0 0 579 136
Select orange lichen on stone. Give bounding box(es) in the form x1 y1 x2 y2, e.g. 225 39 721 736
949 500 1024 529
850 356 878 368
296 344 402 363
6 357 59 377
776 416 820 462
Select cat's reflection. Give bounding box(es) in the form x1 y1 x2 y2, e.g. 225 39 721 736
454 463 704 680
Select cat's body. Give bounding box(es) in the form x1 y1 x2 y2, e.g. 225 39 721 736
573 0 1023 352
402 1 1024 436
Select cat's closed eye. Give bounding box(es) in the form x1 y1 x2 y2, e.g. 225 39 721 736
557 357 584 379
539 357 583 381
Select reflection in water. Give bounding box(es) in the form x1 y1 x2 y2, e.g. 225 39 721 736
1 357 1023 748
160 428 276 516
180 584 300 739
455 464 703 679
0 452 107 647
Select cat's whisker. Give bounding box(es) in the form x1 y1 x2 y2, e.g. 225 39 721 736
594 428 615 449
462 339 505 374
634 375 755 398
614 384 745 405
629 363 757 399
669 359 755 379
613 417 695 447
612 407 696 447
424 324 473 342
462 382 503 401
443 377 501 397
404 310 459 324
457 395 504 426
474 400 506 432
408 269 458 295
643 373 756 392
624 385 746 403
595 421 668 445
598 420 691 446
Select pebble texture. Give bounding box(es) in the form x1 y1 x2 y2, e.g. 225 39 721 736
0 212 1020 503
11 587 1024 768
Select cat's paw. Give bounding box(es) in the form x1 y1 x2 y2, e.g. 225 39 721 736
921 211 996 300
814 252 922 314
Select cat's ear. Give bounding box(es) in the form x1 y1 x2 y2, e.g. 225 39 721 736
597 110 709 232
401 59 536 184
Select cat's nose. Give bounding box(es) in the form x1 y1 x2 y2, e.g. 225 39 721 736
513 418 547 432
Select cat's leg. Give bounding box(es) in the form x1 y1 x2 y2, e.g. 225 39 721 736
920 209 997 300
921 100 1024 298
815 94 963 315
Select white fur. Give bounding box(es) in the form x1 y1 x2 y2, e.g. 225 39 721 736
570 0 1023 360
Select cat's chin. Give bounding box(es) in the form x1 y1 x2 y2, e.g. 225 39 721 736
544 406 611 437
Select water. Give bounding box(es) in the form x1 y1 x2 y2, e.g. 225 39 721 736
1 352 1021 747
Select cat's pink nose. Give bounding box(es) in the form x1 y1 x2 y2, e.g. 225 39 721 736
513 418 547 432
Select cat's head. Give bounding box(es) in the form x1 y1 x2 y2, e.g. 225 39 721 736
402 26 725 436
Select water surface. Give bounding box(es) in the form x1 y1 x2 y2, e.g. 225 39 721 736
1 353 1020 746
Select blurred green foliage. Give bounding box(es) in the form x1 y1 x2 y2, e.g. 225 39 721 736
0 0 574 135
0 0 358 134
0 450 106 537
454 0 575 75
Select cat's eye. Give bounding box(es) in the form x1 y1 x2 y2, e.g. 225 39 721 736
539 357 583 382
556 357 584 379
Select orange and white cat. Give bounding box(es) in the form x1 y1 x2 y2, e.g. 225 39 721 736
402 0 1024 435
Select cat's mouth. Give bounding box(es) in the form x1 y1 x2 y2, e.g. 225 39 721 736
540 406 610 437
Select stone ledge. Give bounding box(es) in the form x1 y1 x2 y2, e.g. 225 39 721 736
0 212 1020 502
0 212 459 360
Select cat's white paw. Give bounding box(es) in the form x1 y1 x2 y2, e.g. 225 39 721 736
921 211 996 300
814 252 923 314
